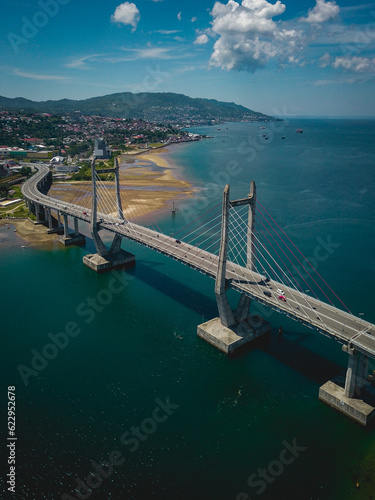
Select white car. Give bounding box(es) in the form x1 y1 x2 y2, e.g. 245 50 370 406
277 288 285 295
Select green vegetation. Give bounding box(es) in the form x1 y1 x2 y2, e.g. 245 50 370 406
0 184 9 197
70 162 115 182
0 92 274 124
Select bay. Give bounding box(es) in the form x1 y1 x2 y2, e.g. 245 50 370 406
0 118 374 499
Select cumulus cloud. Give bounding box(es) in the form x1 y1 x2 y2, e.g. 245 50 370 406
209 0 302 72
177 11 182 20
194 34 209 45
111 2 140 31
332 56 375 72
300 0 339 24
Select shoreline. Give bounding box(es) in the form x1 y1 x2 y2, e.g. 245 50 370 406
0 218 59 247
0 144 198 246
51 146 196 221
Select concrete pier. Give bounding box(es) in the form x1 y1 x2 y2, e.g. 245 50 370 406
319 347 375 426
198 315 270 354
83 250 135 273
58 214 86 246
319 381 375 426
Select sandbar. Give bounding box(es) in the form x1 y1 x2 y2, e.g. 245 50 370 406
51 148 195 220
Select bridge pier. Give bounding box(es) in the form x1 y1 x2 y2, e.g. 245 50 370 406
197 183 270 354
319 347 375 426
46 210 64 234
83 159 135 273
34 203 46 223
58 214 86 246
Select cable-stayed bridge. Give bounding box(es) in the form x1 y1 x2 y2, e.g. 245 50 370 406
22 162 375 425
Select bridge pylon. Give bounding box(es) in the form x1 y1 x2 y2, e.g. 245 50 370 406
197 183 270 354
83 158 135 273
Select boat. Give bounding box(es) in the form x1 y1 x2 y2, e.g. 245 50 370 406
296 129 303 133
217 128 221 130
172 202 177 215
22 245 26 248
282 136 286 139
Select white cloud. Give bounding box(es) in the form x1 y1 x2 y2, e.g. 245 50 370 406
65 54 107 70
194 34 209 45
191 16 197 22
332 56 375 72
300 0 339 24
318 52 331 67
177 11 182 20
209 0 302 72
120 47 177 60
153 29 181 34
13 68 71 81
111 2 140 31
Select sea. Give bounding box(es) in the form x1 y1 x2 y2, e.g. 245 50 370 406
1 118 375 500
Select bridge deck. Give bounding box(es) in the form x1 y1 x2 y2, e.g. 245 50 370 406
22 165 375 359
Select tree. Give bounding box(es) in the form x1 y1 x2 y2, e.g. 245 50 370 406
20 166 32 177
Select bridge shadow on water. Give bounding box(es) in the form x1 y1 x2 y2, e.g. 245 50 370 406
257 333 343 386
130 259 218 319
133 259 344 386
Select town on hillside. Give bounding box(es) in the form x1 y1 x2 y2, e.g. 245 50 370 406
0 110 204 216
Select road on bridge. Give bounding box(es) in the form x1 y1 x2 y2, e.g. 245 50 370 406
22 165 375 360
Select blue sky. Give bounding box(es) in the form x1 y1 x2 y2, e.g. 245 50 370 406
1 0 375 116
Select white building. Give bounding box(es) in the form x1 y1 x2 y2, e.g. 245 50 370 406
94 139 111 159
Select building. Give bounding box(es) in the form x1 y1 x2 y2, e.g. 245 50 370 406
53 164 79 174
94 139 111 159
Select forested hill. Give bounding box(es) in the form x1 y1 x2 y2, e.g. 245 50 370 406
0 92 275 125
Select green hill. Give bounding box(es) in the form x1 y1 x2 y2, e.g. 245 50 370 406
0 92 275 125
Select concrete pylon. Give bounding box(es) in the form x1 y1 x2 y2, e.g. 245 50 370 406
90 159 110 257
114 156 124 220
83 158 135 272
198 182 270 354
215 185 237 328
247 180 256 270
234 181 256 322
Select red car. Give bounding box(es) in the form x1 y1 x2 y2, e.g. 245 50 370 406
83 211 87 215
278 295 286 302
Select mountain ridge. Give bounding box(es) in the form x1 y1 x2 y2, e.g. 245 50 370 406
0 92 275 125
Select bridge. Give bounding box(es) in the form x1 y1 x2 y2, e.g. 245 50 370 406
22 161 375 425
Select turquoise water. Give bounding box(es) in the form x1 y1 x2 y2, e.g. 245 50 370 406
1 119 375 499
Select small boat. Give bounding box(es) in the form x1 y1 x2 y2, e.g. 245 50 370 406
13 229 17 232
260 126 266 129
296 129 303 133
217 127 221 130
282 136 285 139
22 245 26 248
172 202 177 215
